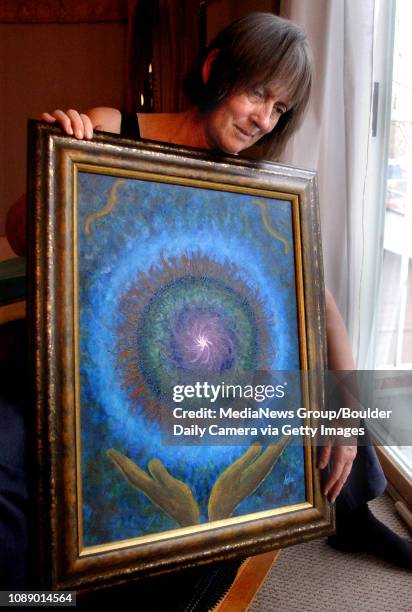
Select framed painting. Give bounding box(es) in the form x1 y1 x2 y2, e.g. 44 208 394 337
27 121 333 592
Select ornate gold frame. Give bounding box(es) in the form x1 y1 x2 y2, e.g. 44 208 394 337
28 121 332 592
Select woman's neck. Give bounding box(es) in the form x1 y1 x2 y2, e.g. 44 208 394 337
138 108 210 150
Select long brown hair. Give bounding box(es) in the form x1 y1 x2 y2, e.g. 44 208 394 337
184 12 312 159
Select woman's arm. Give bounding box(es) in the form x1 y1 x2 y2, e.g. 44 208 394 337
319 289 358 502
325 288 355 371
39 107 122 139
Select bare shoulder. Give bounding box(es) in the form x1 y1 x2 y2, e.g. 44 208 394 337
138 111 187 142
87 107 122 134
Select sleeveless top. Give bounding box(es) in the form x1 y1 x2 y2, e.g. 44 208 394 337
120 111 141 138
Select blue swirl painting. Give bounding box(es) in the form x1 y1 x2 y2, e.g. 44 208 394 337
77 172 306 547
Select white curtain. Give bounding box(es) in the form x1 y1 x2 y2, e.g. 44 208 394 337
279 0 377 367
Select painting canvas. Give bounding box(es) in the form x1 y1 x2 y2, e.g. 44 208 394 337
79 171 306 544
28 122 332 591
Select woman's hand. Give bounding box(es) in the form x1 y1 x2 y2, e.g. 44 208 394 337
319 442 357 502
40 109 93 140
323 290 358 501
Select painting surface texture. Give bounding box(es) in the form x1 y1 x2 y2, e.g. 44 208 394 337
77 172 305 546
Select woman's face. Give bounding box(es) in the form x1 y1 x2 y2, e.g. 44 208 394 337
204 83 290 154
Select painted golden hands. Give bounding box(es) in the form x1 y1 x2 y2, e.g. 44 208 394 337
107 436 291 528
208 436 291 521
107 449 200 527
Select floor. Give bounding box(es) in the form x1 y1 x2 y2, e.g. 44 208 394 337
250 495 412 612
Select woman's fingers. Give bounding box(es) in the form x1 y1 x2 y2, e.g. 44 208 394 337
323 456 345 499
321 444 357 501
80 113 93 139
66 110 93 139
39 109 93 139
328 461 353 503
317 440 332 469
40 112 57 123
49 109 74 135
66 109 85 138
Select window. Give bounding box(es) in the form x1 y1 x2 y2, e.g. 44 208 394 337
374 0 412 479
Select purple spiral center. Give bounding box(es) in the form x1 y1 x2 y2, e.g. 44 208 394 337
170 308 236 373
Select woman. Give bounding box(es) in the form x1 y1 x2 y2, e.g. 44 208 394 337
41 12 358 505
2 14 409 591
41 13 310 157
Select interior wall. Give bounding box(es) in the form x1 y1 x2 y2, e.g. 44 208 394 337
1 1 278 249
0 22 127 239
207 0 276 41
